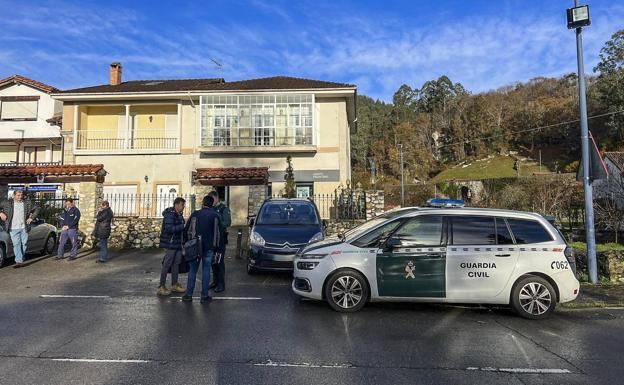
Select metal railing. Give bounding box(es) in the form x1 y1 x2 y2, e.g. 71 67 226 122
104 193 196 218
201 127 313 147
76 129 179 151
0 161 62 167
259 192 366 221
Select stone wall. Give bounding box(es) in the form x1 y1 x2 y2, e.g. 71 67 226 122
248 185 267 219
325 220 365 236
365 189 385 220
574 249 624 283
108 217 162 249
77 181 103 249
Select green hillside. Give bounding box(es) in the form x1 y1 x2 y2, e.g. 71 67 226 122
432 155 547 182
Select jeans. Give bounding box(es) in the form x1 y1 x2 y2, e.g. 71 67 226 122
213 246 225 290
57 228 79 258
99 237 109 261
186 250 213 298
160 249 182 287
9 228 28 264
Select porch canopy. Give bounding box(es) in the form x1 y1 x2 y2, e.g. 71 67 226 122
0 164 106 184
193 167 269 186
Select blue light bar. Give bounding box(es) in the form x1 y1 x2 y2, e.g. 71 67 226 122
426 198 465 208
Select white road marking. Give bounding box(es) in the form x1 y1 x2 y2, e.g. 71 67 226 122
170 296 262 300
40 295 110 299
253 360 353 369
50 358 151 363
466 367 570 374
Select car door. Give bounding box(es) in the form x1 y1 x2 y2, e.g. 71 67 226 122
26 220 47 253
446 216 519 300
376 215 447 298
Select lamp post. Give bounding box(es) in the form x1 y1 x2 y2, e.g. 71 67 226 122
567 1 597 283
367 156 376 190
398 144 405 207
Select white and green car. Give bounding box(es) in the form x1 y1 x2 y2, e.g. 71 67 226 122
292 205 579 319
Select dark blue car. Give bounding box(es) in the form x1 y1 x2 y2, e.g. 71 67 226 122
247 198 324 273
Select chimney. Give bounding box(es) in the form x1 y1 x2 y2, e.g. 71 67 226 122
109 62 122 86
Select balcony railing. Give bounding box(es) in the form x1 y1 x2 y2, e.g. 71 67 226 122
75 129 179 152
0 161 62 167
201 127 313 147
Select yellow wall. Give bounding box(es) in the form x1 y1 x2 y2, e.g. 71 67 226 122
0 146 16 163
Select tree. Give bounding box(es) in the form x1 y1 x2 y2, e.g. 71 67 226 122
283 156 296 198
595 198 624 243
594 29 624 143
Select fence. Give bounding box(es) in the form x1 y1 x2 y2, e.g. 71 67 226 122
104 193 196 218
32 195 80 227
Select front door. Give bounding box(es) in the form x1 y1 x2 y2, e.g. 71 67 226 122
156 184 179 215
376 215 447 298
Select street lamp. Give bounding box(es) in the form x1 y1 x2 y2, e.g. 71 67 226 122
367 156 376 190
398 144 405 207
567 1 598 283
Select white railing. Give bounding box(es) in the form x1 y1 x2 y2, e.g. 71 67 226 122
75 129 179 151
201 127 313 147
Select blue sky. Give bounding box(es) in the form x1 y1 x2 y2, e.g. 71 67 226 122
0 0 622 101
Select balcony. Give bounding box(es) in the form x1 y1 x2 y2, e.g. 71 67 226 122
75 129 179 153
199 127 316 154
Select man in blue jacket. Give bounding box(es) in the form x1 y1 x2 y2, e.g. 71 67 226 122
157 197 186 296
182 195 222 303
56 198 81 260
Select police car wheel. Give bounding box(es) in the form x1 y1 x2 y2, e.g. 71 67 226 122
511 276 556 320
325 270 369 313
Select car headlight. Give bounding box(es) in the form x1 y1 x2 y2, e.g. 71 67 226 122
249 231 265 247
297 261 319 270
309 232 324 243
299 253 327 259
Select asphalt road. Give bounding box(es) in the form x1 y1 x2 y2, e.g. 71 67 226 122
1 248 623 385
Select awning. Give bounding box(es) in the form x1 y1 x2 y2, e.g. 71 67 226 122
193 167 269 186
0 164 106 183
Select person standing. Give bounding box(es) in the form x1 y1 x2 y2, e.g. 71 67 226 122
94 201 114 263
208 190 230 293
182 195 222 303
157 197 186 296
56 198 81 260
0 190 40 268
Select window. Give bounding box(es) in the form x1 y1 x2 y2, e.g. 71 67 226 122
0 100 38 120
351 219 403 248
452 216 496 245
507 219 553 244
393 215 444 247
496 218 514 245
200 94 314 146
256 201 319 225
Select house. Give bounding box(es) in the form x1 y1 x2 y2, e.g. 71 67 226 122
52 63 357 225
0 75 64 194
594 152 624 208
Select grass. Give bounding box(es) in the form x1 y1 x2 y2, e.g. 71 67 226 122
432 155 546 182
571 242 624 252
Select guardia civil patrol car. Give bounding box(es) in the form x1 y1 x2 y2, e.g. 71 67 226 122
292 199 579 319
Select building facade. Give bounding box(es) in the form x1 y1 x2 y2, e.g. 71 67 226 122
53 63 356 225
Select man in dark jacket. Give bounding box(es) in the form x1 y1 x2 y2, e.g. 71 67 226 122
208 190 231 292
94 200 114 263
0 190 40 268
56 198 81 260
157 197 186 296
182 195 222 303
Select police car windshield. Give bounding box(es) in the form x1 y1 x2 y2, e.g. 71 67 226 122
256 201 320 225
343 208 417 241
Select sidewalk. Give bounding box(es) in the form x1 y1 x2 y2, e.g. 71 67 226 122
562 283 624 308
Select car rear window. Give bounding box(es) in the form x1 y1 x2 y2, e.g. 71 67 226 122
506 219 553 244
256 201 320 225
451 216 496 245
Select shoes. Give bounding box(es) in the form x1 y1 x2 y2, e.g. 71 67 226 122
13 263 24 269
181 295 193 302
200 296 212 303
54 255 65 260
171 283 186 293
157 286 171 296
214 287 225 293
209 282 217 290
96 259 108 264
68 256 77 261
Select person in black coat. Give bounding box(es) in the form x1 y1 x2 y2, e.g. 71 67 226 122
157 197 186 296
94 201 114 263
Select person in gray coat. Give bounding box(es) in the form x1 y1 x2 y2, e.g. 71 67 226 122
0 190 40 268
94 200 114 263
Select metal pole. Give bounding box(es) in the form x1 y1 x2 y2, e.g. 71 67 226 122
399 144 405 207
574 0 598 283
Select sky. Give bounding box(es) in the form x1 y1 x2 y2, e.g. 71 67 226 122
0 0 622 101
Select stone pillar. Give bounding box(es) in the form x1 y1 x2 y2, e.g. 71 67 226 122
78 181 103 249
193 184 214 210
248 185 267 218
365 189 385 220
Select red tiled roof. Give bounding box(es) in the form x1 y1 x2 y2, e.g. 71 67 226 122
194 167 269 186
56 76 355 94
0 164 106 177
0 74 59 93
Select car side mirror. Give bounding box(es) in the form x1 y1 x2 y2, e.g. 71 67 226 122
248 217 255 227
382 237 402 252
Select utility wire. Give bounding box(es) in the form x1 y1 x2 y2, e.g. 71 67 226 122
437 109 624 148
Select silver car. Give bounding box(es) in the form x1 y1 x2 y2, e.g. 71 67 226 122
0 220 58 266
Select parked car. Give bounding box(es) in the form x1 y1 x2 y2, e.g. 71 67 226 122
247 198 325 273
0 219 58 266
292 201 579 319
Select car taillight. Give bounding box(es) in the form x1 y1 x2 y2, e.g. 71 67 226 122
564 246 574 263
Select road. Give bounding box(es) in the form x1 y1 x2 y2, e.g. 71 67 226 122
1 248 623 385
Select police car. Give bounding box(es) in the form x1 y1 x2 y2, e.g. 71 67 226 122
292 199 579 319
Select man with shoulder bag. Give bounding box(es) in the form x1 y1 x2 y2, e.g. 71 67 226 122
157 197 187 296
